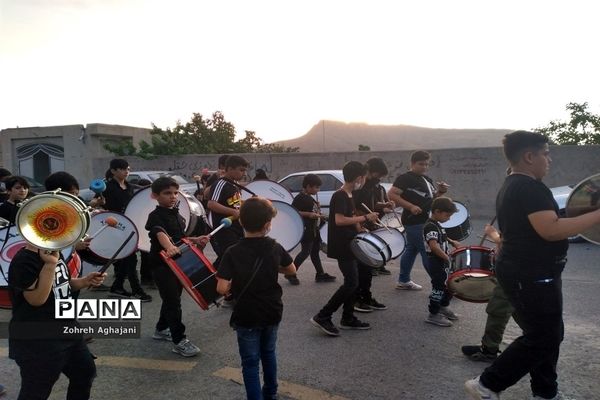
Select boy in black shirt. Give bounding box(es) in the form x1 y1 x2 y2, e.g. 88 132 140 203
0 176 29 224
423 197 460 327
465 131 600 400
145 177 209 357
388 151 449 290
290 174 336 284
8 244 106 399
216 197 296 400
310 161 379 336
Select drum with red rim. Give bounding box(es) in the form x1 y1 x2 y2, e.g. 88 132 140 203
447 245 497 303
160 238 221 310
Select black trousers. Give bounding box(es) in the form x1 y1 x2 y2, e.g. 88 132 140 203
480 257 565 399
318 257 358 321
112 252 142 293
293 238 325 275
424 256 452 314
356 261 373 302
152 262 186 344
15 341 96 400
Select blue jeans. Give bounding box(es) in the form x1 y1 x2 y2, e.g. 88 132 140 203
236 325 279 400
398 223 428 283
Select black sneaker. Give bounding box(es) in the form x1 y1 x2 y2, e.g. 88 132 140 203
354 301 373 313
315 273 336 282
109 288 132 298
310 316 340 336
368 298 387 310
285 274 300 285
377 266 392 275
461 345 499 362
340 318 371 330
370 268 379 276
133 291 152 302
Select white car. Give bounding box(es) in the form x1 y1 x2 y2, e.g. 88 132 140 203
277 170 392 215
79 171 200 203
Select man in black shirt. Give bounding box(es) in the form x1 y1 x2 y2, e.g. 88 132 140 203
388 151 449 290
310 161 378 336
465 131 600 400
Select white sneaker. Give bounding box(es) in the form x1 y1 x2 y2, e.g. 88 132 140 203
425 313 453 327
172 339 200 357
465 376 500 400
395 281 423 290
439 306 458 320
152 328 172 341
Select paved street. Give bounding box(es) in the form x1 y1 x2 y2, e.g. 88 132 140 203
1 219 599 399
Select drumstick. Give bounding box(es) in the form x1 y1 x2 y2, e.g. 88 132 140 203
88 216 118 240
361 203 392 233
208 217 233 236
391 207 403 227
478 216 497 246
477 235 497 245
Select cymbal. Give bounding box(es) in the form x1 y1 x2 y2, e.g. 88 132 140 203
565 173 600 245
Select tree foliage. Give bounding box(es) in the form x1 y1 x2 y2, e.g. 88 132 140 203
358 144 371 151
536 102 600 145
104 111 299 158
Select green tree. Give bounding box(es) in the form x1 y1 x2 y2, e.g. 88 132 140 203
103 112 299 157
536 102 600 145
358 144 371 151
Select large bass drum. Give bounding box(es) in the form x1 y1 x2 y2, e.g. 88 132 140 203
241 180 294 204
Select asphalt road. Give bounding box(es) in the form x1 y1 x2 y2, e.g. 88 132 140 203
1 219 599 400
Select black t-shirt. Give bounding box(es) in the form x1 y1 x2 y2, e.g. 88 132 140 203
103 179 135 213
8 248 79 360
292 192 320 241
145 206 187 264
0 200 19 224
496 174 568 263
217 237 293 328
327 190 357 260
208 178 243 233
392 171 436 225
423 218 449 257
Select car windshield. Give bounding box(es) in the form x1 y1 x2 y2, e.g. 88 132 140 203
148 173 190 184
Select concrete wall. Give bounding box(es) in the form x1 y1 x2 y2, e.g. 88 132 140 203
94 145 600 218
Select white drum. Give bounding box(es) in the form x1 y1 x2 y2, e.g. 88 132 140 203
351 227 406 268
241 180 294 204
269 201 304 251
439 201 471 241
380 207 404 230
78 212 139 265
319 222 328 253
125 187 205 252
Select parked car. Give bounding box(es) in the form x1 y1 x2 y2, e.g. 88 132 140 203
79 171 200 203
277 170 392 215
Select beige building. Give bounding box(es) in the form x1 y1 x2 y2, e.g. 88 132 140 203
0 124 151 188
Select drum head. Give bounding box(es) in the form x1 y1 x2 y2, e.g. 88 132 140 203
0 226 25 288
241 180 294 204
125 187 194 252
448 271 497 303
269 201 304 251
84 212 139 264
565 173 600 245
372 228 406 259
380 207 404 229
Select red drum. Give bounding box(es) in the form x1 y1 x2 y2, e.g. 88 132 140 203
0 225 77 309
447 245 497 303
160 238 221 310
78 211 139 265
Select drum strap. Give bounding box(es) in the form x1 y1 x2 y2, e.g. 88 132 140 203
234 257 264 305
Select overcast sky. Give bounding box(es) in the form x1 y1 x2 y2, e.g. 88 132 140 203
1 0 599 143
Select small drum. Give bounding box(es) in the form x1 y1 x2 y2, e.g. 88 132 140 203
380 207 404 230
319 222 328 253
125 187 205 252
447 246 497 303
440 201 471 241
78 212 139 265
269 201 304 251
0 225 76 309
241 180 294 204
351 227 406 268
160 238 221 310
16 190 91 251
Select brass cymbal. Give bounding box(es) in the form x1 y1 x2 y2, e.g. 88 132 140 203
565 173 600 245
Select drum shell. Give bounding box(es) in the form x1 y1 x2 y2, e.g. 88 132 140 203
447 245 497 303
440 201 471 241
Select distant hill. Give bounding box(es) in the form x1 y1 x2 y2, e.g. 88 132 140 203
275 120 512 152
